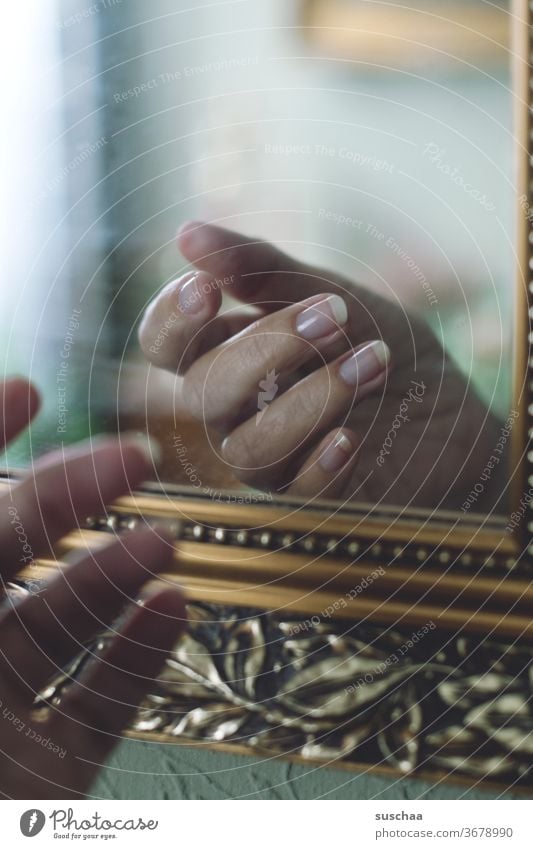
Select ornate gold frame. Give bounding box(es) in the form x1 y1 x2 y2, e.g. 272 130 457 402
8 0 533 794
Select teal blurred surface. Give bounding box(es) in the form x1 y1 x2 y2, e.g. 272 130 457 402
89 740 522 800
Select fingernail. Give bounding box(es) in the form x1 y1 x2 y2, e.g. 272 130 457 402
319 431 355 473
339 341 390 386
121 433 162 467
178 273 204 315
296 295 348 341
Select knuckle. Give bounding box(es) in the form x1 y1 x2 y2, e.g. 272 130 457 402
293 373 331 430
182 350 242 427
240 329 271 369
221 422 288 491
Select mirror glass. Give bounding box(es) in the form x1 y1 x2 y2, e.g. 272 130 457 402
3 0 515 517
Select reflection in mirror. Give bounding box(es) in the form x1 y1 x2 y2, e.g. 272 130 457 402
3 0 515 518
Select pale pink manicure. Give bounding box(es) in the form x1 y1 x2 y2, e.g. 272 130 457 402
296 295 348 341
178 274 204 315
319 431 355 472
339 341 390 386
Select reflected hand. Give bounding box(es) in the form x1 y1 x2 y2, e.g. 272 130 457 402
0 378 185 799
140 222 501 509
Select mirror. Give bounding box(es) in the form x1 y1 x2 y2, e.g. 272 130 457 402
5 0 533 797
2 0 519 523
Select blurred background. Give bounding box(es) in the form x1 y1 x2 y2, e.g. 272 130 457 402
1 0 514 493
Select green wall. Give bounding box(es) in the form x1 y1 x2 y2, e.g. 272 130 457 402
90 740 521 800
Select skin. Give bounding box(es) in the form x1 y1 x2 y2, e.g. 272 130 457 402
0 378 186 799
140 221 506 511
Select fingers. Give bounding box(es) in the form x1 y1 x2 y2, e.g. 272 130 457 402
139 269 259 374
47 586 186 770
177 220 326 306
139 270 221 371
221 340 391 490
0 378 40 451
182 293 350 428
0 528 178 702
0 436 158 583
286 428 360 499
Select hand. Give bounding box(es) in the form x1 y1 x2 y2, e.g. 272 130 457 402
0 378 186 799
140 222 503 509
